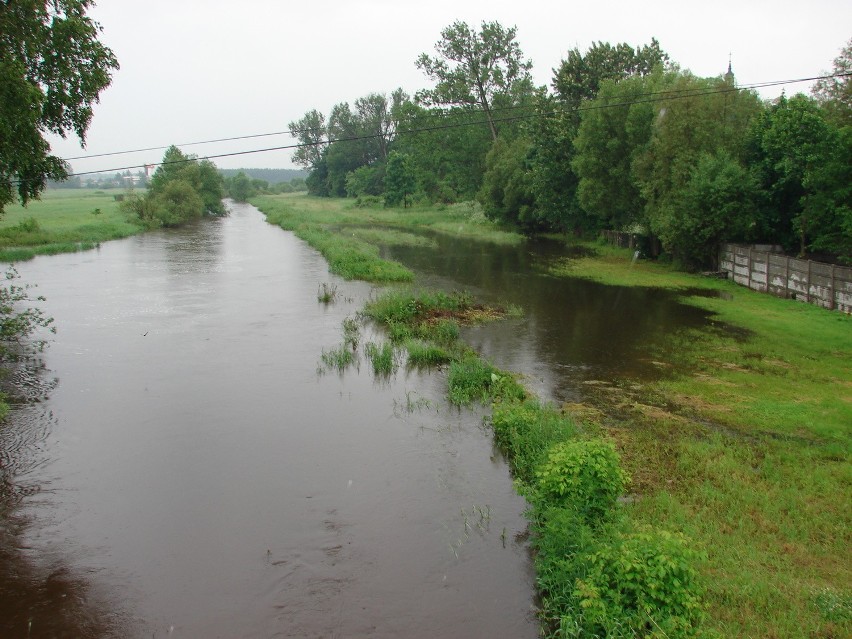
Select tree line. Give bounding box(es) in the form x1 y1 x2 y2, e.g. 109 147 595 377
290 23 851 268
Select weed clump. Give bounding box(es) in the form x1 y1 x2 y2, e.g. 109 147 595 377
319 344 355 373
365 341 397 376
447 356 525 406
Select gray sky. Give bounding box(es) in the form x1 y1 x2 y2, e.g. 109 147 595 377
49 0 851 176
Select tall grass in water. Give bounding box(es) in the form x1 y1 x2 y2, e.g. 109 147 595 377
364 341 397 376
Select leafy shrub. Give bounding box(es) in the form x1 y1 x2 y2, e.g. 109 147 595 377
535 439 628 520
531 505 602 634
490 401 577 484
572 528 706 637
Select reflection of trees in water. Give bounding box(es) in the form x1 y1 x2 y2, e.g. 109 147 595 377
0 361 117 638
0 524 116 638
390 235 717 394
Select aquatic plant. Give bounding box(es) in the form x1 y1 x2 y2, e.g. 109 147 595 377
341 316 360 350
364 341 396 376
319 344 355 373
317 282 338 304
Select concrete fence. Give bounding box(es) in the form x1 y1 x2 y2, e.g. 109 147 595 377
719 244 852 313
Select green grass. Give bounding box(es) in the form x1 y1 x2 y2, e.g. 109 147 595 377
253 193 528 282
0 188 144 260
252 192 524 245
364 341 397 376
551 240 852 639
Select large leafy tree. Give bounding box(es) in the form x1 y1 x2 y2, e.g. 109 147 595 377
749 94 851 258
126 146 225 226
288 109 326 169
416 20 533 141
0 0 118 212
478 136 537 230
530 39 668 233
572 73 662 231
633 71 763 263
553 39 668 115
383 151 416 208
392 100 492 202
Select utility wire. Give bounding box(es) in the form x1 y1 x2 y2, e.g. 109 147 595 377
60 71 850 179
61 71 849 166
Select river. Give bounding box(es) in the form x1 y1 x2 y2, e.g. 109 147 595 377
1 201 716 638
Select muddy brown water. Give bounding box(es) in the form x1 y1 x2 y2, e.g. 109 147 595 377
0 202 718 637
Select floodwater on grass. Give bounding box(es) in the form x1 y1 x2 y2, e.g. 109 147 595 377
0 202 535 638
383 234 720 403
1 203 725 638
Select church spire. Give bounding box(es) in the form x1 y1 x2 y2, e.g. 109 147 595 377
724 53 735 84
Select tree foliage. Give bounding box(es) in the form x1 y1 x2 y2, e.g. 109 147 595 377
125 146 225 227
0 0 118 212
748 94 851 258
416 20 533 140
383 151 416 208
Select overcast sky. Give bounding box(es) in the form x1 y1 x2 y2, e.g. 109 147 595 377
49 0 851 176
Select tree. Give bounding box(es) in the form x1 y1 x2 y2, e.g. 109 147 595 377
0 0 118 212
227 171 253 202
661 151 762 269
148 180 203 227
416 20 533 140
384 152 416 208
632 70 763 262
530 40 668 234
553 39 668 115
198 159 225 215
573 74 660 231
478 136 537 229
288 109 326 169
392 100 492 202
749 94 851 258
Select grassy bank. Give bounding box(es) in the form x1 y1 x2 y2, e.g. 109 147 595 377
252 193 524 283
0 189 144 261
551 240 852 637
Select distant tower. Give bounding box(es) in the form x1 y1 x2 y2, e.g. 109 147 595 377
724 53 735 85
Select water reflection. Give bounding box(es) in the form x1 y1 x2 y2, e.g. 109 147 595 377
388 236 716 403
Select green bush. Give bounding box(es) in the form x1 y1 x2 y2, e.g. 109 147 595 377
535 439 628 520
573 528 706 637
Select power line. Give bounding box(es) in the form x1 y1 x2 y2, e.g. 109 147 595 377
61 71 848 166
60 71 850 179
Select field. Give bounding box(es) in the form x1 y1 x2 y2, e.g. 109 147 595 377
0 189 143 261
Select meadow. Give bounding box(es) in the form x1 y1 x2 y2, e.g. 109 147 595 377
0 189 143 261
